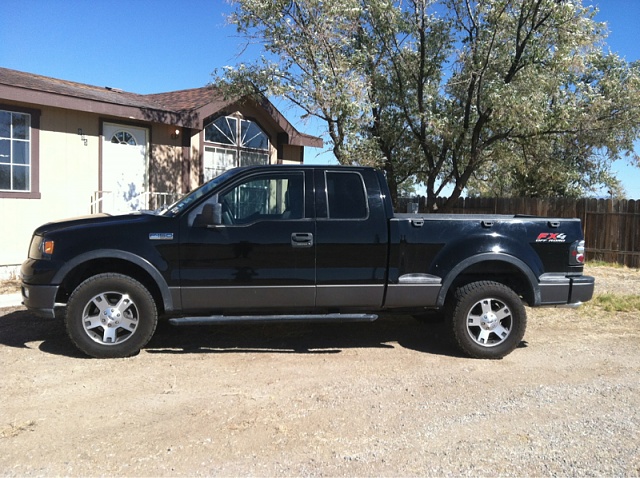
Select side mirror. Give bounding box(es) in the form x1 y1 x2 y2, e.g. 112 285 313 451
194 202 223 227
212 203 222 225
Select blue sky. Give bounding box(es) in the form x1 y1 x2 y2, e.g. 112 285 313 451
2 0 639 196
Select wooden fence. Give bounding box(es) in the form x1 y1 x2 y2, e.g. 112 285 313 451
397 197 640 268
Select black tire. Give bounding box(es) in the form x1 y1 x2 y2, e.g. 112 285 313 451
447 281 526 359
65 273 158 358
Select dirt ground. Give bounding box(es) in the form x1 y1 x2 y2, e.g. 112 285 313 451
0 279 20 295
0 266 639 477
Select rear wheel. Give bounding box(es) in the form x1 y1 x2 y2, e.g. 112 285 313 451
447 281 526 359
66 273 158 358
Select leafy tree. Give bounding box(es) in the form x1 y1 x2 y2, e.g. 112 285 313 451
216 0 640 209
217 0 373 161
465 134 627 198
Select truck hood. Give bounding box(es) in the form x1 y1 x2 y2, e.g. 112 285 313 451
33 212 162 235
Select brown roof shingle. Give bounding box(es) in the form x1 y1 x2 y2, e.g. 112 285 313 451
145 86 225 111
0 67 321 147
0 67 163 110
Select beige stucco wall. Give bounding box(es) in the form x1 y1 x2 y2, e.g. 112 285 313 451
149 124 184 196
281 144 302 163
0 106 101 268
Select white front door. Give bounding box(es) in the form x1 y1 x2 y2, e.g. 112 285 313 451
101 123 148 214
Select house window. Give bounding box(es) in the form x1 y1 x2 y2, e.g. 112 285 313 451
110 131 137 145
203 115 269 181
0 109 31 192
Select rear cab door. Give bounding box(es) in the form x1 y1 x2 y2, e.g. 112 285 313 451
314 168 390 308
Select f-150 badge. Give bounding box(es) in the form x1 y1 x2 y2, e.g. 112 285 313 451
149 233 174 240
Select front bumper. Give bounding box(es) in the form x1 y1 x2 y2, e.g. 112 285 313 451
538 274 595 306
21 283 59 318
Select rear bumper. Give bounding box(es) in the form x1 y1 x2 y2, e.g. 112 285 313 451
21 283 59 318
538 274 595 306
569 275 596 303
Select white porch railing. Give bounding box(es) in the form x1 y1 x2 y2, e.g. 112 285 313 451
90 191 178 214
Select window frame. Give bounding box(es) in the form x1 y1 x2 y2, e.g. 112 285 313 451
323 170 370 221
0 104 41 199
219 171 305 225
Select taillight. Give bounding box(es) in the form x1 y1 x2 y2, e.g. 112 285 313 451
570 240 585 264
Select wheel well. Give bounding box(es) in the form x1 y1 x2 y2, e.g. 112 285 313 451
445 260 535 306
55 259 165 314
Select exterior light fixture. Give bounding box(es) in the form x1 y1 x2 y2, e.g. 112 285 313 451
171 127 180 140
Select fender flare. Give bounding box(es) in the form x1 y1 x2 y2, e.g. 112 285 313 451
52 249 175 312
436 253 540 307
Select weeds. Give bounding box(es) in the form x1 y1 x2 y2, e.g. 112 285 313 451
589 293 640 313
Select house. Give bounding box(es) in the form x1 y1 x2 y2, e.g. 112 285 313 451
0 67 322 276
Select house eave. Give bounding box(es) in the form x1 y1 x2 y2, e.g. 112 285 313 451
0 83 196 127
0 71 323 147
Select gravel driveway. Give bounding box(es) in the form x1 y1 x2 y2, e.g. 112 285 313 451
0 266 638 477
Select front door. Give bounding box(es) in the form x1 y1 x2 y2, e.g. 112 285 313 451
180 169 316 312
101 123 148 214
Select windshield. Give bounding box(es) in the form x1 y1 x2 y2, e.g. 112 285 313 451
159 168 241 217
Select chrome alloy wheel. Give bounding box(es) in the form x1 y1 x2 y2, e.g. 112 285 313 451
465 297 513 347
81 291 139 345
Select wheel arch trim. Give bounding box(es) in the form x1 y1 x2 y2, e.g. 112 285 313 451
52 249 174 312
436 253 539 307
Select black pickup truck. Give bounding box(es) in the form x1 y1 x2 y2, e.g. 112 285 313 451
21 165 594 359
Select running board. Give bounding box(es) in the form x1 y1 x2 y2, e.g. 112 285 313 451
168 313 378 326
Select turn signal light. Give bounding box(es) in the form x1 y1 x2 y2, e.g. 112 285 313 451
43 240 55 255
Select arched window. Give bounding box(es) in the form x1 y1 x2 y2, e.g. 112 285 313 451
203 115 269 180
110 131 137 145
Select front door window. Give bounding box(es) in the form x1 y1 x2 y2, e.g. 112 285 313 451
219 172 304 225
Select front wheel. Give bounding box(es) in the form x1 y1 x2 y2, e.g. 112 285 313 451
66 273 158 358
447 281 526 359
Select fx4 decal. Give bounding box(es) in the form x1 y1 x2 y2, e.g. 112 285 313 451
536 232 567 243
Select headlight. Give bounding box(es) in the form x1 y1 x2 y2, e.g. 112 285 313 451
28 236 43 259
28 235 54 259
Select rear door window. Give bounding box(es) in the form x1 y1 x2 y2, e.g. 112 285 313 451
325 172 368 220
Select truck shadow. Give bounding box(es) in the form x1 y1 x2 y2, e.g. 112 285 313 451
0 308 465 358
146 315 461 357
0 308 87 358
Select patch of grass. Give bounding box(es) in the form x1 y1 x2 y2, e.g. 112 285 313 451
590 293 640 313
585 261 628 269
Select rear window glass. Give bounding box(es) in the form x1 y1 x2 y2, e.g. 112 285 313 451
326 172 368 219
